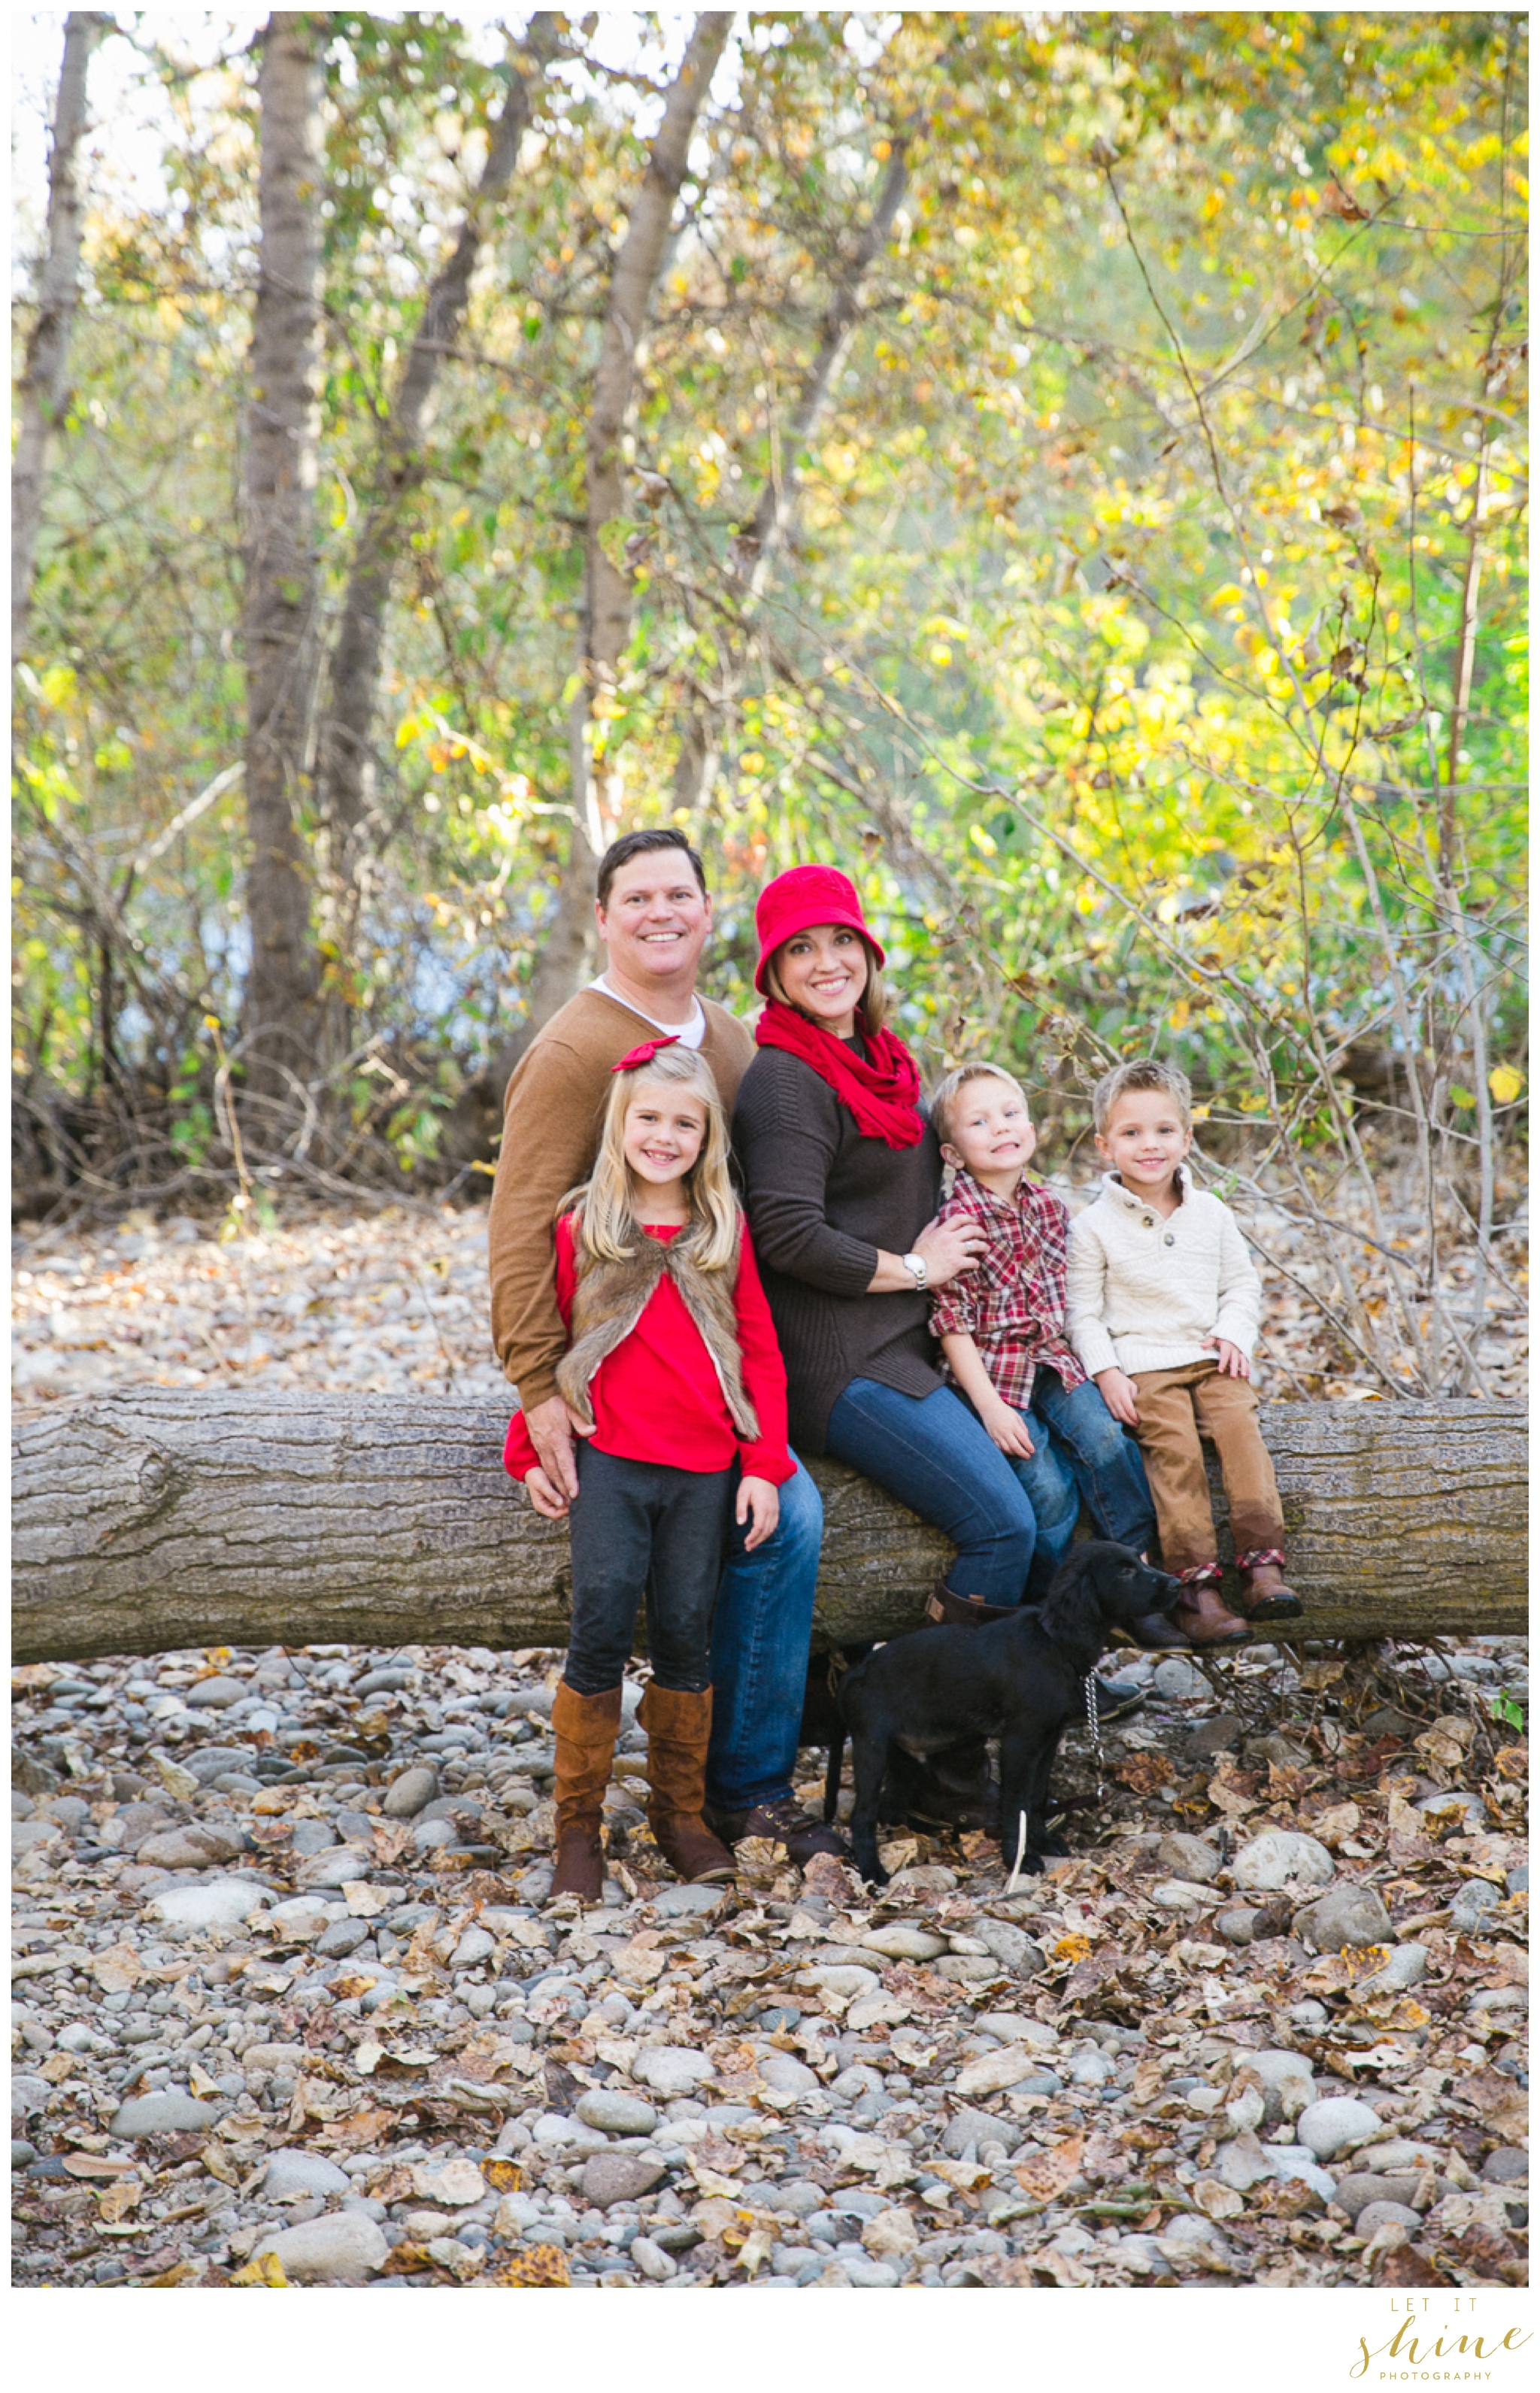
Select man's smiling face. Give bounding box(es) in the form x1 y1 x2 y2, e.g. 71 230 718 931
595 851 713 994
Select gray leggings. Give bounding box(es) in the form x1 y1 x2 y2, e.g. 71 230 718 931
564 1442 736 1696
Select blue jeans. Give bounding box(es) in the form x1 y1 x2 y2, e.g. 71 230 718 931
824 1378 1045 1606
705 1456 823 1812
1028 1367 1157 1554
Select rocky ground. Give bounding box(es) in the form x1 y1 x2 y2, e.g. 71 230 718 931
12 1630 1529 2292
11 1198 1529 2293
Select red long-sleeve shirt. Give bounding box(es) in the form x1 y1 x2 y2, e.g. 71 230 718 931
502 1213 794 1486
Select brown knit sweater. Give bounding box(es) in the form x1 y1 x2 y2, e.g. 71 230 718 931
487 987 754 1409
732 1044 944 1454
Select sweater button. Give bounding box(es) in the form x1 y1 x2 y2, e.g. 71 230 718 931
1164 1232 1175 1246
1142 1215 1153 1227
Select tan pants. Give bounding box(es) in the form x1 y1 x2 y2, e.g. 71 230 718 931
1129 1359 1284 1579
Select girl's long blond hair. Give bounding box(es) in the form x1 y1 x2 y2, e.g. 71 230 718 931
563 1045 740 1272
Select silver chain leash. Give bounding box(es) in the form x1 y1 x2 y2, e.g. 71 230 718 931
1082 1670 1105 1804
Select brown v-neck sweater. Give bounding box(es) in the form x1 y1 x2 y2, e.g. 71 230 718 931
487 986 754 1409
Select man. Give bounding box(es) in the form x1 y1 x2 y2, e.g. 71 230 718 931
489 827 842 1866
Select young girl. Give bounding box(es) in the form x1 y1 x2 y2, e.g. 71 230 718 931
504 1038 793 1902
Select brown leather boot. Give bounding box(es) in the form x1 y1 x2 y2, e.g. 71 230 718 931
550 1679 621 1903
638 1684 736 1885
923 1579 1017 1629
1174 1574 1252 1647
1236 1559 1304 1621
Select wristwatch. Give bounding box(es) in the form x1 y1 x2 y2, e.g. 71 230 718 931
901 1251 929 1292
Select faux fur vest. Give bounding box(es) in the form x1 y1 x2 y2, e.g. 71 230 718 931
555 1211 761 1442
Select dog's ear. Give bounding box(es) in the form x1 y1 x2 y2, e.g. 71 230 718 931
1039 1544 1105 1647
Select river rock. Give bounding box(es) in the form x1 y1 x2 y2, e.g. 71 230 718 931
263 2148 351 2200
861 1921 947 1962
1232 1830 1334 1891
1332 2173 1430 2222
753 2049 820 2096
1481 2148 1529 2185
1216 1908 1266 1945
410 2158 486 2206
451 1925 496 1969
251 2213 388 2283
265 1894 345 1937
147 1876 267 1930
972 1919 1044 1975
1296 2095 1384 2161
1357 2199 1423 2239
581 2149 666 2206
955 2045 1039 2099
316 1917 371 1958
186 1676 247 1709
12 2074 53 2123
1356 1943 1428 1995
1245 2050 1316 2122
1156 1832 1223 1882
1152 1879 1214 1912
382 1766 438 1819
1293 1882 1393 1952
135 1823 244 1870
632 2046 717 2097
111 2090 220 2137
646 1882 726 1918
1153 1656 1210 1700
576 2088 659 2136
294 1844 373 1888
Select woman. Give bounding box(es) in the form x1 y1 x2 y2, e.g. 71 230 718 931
733 864 1087 1830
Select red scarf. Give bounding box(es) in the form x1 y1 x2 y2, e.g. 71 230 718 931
755 999 926 1149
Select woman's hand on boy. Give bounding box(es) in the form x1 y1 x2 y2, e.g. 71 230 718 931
1096 1366 1141 1427
736 1476 781 1552
914 1217 988 1290
524 1465 571 1521
980 1396 1036 1460
1205 1336 1251 1379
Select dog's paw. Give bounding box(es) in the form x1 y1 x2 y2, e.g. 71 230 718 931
1036 1832 1070 1858
1002 1848 1045 1877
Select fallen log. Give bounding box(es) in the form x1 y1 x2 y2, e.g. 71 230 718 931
11 1389 1526 1666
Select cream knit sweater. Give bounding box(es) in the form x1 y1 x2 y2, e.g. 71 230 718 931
1066 1166 1263 1377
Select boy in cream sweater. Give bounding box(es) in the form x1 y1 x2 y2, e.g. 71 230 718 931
1066 1058 1303 1645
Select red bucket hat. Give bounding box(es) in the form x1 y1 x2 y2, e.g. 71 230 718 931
753 865 886 995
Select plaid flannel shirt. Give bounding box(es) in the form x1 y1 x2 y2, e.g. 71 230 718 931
927 1169 1087 1411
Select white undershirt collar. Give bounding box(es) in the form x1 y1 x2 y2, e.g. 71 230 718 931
589 974 706 1050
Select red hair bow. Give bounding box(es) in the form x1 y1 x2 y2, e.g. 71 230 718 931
611 1035 680 1074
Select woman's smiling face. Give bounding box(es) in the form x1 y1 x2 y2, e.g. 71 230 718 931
774 923 869 1037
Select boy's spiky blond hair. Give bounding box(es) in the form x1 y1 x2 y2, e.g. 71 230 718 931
930 1060 1029 1149
1092 1057 1193 1136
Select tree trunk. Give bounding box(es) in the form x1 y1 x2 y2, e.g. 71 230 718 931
11 10 105 665
672 142 911 818
314 15 560 1023
241 12 324 1101
11 1391 1524 1665
525 11 732 1037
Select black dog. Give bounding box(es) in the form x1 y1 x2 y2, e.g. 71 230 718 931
838 1542 1183 1885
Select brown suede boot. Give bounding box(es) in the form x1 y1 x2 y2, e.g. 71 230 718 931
1174 1574 1252 1647
550 1679 622 1903
638 1684 736 1885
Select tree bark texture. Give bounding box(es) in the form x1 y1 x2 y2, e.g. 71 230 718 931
671 144 910 817
11 1391 1524 1666
241 12 324 1093
315 15 560 947
11 11 105 663
525 11 732 1039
